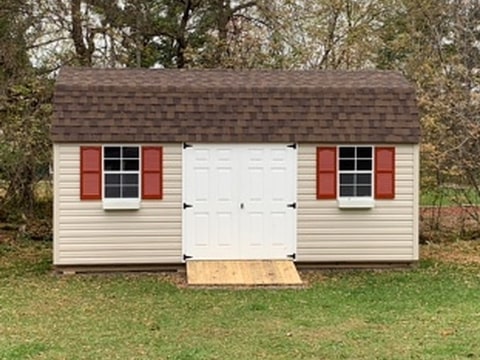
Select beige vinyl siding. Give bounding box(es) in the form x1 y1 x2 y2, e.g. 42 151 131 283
53 144 182 265
297 144 419 262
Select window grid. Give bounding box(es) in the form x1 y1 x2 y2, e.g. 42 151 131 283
103 146 140 199
338 146 373 198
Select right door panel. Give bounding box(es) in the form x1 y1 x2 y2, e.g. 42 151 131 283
240 146 296 259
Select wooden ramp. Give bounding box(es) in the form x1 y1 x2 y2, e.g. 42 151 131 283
186 260 302 286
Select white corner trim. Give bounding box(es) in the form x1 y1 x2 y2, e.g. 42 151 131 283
103 199 141 210
412 144 420 260
337 197 375 209
53 144 61 265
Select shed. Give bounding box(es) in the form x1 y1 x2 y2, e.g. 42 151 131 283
51 67 420 268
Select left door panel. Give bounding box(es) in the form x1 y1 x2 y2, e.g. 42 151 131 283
183 146 240 259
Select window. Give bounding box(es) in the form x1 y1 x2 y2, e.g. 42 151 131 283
80 145 163 209
104 146 140 199
316 146 395 207
338 146 373 198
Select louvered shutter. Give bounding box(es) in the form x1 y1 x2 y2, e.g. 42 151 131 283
80 146 102 200
142 147 163 199
375 147 395 199
317 147 337 199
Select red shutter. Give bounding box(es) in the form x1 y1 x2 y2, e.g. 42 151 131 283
317 147 337 199
142 147 163 199
375 147 395 199
80 146 102 200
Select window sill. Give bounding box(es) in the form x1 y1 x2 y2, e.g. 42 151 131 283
103 199 141 210
337 197 375 209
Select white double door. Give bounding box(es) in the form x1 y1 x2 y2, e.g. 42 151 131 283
183 144 296 260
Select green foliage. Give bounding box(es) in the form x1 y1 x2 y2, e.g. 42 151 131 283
56 0 266 69
0 77 53 225
377 0 480 240
0 1 53 234
0 0 31 84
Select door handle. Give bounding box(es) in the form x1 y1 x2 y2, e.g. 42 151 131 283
240 203 244 209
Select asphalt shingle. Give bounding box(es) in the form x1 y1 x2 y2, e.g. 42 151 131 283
51 67 420 144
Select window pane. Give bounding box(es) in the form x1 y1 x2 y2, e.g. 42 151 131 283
104 147 120 158
122 174 138 185
340 186 354 197
105 186 121 198
122 186 139 198
340 174 354 185
356 174 372 185
357 147 372 158
105 174 120 185
339 147 355 158
104 159 121 171
122 147 139 158
357 160 372 171
357 186 372 197
123 160 139 171
339 159 355 171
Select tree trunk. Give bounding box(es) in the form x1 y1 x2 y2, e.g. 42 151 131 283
71 0 92 66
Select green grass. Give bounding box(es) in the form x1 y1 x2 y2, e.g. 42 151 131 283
421 186 480 206
1 240 480 359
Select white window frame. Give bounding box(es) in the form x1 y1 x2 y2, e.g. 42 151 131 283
102 145 141 210
337 145 375 209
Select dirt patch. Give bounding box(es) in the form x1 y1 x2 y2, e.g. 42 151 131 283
0 229 15 245
298 270 329 286
156 272 188 287
421 240 480 265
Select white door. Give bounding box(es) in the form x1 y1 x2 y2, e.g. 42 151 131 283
240 146 296 259
183 144 296 260
183 146 240 260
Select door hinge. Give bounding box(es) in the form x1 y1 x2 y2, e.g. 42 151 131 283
183 254 193 260
183 203 193 209
287 143 297 149
287 253 296 260
287 202 296 209
183 142 192 149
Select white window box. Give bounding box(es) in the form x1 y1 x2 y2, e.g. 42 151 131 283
103 199 141 210
337 197 375 209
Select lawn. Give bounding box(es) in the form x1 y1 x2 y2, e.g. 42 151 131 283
421 186 480 206
1 238 480 360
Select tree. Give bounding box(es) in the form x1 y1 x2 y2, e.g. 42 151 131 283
0 0 31 87
0 1 53 225
2 0 479 241
377 0 480 237
31 0 268 69
379 0 480 189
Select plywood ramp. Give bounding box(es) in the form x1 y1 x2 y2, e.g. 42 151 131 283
186 260 302 286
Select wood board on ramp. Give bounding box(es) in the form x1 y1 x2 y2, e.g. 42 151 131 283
186 260 302 286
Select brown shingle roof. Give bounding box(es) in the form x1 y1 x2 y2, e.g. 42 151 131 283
51 67 420 144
